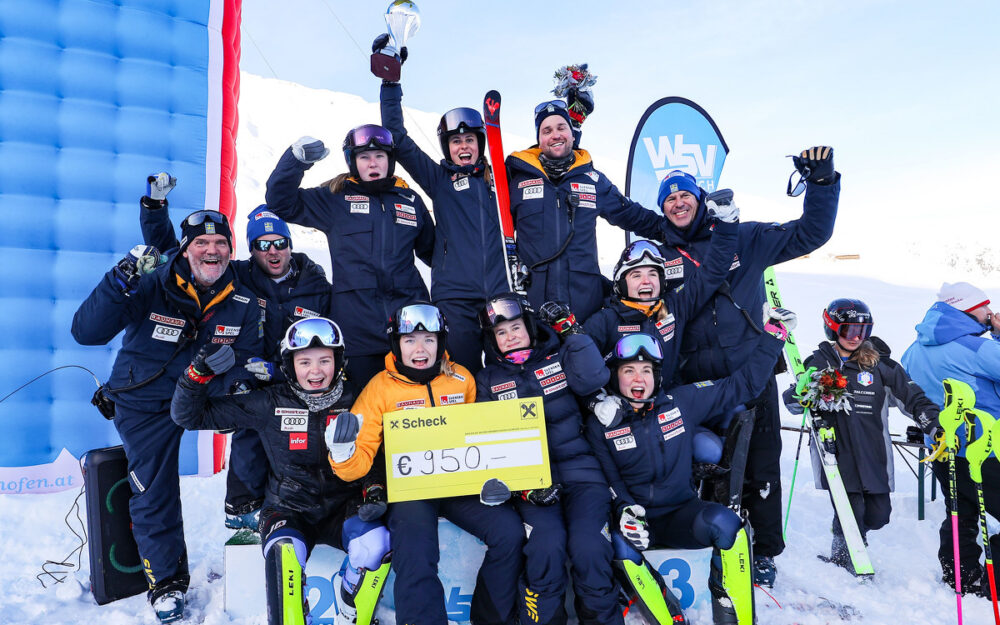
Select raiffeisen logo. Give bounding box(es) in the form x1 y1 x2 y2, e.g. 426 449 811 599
641 134 719 191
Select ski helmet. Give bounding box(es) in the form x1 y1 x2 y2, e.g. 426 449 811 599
342 124 396 180
823 298 874 342
279 317 346 394
613 240 667 302
437 107 485 163
478 293 538 356
607 333 664 404
387 303 449 367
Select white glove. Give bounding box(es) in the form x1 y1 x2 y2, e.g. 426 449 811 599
620 504 649 550
706 189 739 223
325 412 363 462
592 392 628 428
291 136 329 164
762 304 797 332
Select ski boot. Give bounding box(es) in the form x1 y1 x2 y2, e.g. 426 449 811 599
338 553 391 625
226 499 263 532
149 579 188 624
751 555 775 588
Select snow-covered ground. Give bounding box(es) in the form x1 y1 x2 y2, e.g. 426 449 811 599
2 73 997 624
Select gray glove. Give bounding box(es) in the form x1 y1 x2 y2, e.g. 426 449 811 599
325 412 362 462
590 392 628 428
146 172 177 201
619 504 650 551
187 344 235 383
705 188 739 223
292 136 329 164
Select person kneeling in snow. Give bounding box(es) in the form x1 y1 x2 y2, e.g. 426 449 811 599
584 308 792 624
171 318 390 625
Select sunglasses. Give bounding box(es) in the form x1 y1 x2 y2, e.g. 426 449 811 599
614 333 664 362
252 238 290 252
534 100 568 115
184 210 229 227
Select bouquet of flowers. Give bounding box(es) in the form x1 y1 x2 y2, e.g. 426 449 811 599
797 366 852 414
552 64 597 127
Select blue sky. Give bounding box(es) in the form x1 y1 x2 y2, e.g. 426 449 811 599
239 1 999 232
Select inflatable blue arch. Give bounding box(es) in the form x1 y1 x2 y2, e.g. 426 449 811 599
0 0 241 493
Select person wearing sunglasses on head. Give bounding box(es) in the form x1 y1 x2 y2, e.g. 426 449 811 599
170 317 391 625
139 175 335 532
504 100 673 324
782 299 939 574
265 123 435 388
902 282 1000 593
475 293 623 625
373 43 510 376
72 207 263 624
584 314 791 625
652 147 839 587
324 302 525 625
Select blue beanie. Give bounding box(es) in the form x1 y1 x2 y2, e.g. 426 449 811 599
656 170 702 209
246 204 292 246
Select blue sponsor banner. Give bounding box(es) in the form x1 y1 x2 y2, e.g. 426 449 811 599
625 97 729 241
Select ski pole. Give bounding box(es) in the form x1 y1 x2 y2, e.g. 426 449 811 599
782 411 808 540
940 379 971 625
967 408 1000 624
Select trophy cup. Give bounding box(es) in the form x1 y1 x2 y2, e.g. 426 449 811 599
371 1 421 82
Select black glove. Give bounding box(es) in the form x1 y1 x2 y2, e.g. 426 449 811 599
480 478 511 506
187 344 235 383
905 425 925 444
358 484 387 521
567 87 594 128
371 33 408 65
538 301 581 338
792 146 835 185
521 484 561 506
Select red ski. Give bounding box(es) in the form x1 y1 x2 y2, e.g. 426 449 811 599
483 89 524 294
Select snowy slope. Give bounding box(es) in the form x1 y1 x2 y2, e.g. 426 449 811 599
3 73 998 624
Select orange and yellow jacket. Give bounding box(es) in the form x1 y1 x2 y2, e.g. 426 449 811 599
328 352 476 481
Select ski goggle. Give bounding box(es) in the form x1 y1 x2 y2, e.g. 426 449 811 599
251 238 290 252
823 310 873 341
534 100 568 115
184 210 229 227
345 124 393 152
482 296 528 326
440 107 484 134
619 240 665 269
614 333 664 363
394 304 446 334
284 317 344 350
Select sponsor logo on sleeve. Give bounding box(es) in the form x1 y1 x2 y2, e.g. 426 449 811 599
293 306 319 318
452 372 466 382
232 294 250 304
694 380 714 388
453 176 470 191
491 381 517 393
257 298 268 310
439 393 465 405
289 433 308 450
149 313 185 327
151 324 181 343
215 325 241 336
613 435 637 451
729 254 741 271
605 426 632 439
350 202 370 214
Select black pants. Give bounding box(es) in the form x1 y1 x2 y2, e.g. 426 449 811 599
345 353 387 390
931 455 1000 580
435 298 487 375
743 376 784 557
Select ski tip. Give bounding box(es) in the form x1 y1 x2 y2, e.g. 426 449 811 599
485 89 501 101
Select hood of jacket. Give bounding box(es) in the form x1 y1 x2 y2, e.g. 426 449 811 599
915 302 988 346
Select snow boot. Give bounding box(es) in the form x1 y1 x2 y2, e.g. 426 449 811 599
149 580 186 625
225 499 263 532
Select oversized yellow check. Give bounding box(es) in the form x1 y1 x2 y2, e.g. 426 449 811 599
383 397 551 503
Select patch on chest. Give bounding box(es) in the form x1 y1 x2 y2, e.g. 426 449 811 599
453 176 470 191
288 432 308 450
857 371 874 386
293 306 319 318
613 435 636 451
663 257 684 280
277 408 309 432
396 398 426 410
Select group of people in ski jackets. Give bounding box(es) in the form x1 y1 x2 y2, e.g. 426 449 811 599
73 51 855 623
